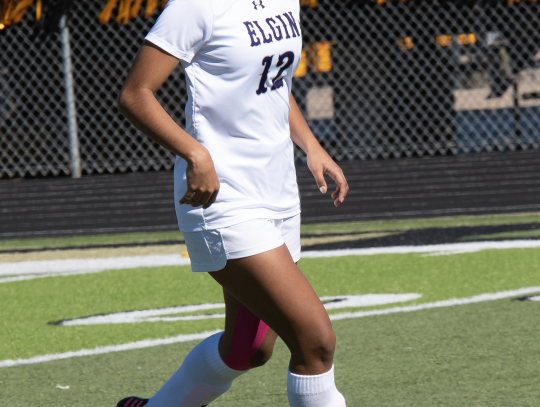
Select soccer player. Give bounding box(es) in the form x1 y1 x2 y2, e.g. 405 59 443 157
116 0 349 406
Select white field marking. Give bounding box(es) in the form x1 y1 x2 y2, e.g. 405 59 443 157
0 274 51 284
320 293 421 310
59 303 226 326
300 239 540 259
145 314 225 322
59 294 422 326
0 254 190 278
2 287 539 368
329 286 540 321
529 295 540 301
0 269 141 284
2 239 540 284
0 330 220 368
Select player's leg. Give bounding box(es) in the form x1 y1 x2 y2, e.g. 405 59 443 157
134 288 278 407
219 287 279 370
117 216 344 407
211 244 346 406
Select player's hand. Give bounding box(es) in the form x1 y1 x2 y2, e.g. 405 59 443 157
179 148 220 209
307 148 349 207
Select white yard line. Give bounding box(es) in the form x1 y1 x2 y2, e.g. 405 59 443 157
2 286 539 368
58 294 422 326
0 269 149 284
329 286 540 320
0 254 190 278
0 331 220 368
2 239 540 282
300 239 540 258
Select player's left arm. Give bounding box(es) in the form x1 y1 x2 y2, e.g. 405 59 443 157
289 94 349 207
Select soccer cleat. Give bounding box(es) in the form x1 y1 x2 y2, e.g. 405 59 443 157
116 396 149 407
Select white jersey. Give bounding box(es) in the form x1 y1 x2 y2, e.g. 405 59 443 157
145 0 302 232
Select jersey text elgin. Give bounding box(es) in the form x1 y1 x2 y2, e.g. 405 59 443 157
243 12 301 47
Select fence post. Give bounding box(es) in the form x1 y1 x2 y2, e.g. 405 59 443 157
60 14 81 178
512 74 522 150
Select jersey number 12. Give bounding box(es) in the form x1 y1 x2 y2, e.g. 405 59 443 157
256 51 295 95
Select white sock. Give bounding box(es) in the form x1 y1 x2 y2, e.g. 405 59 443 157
147 332 247 407
287 365 346 407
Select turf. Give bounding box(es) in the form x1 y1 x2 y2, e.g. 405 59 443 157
0 231 184 251
2 221 540 406
2 212 540 250
2 247 540 361
461 228 540 241
299 212 540 235
1 299 539 406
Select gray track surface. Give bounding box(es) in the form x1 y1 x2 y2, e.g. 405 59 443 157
1 150 539 239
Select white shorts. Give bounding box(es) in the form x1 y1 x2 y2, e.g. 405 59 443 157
183 214 301 272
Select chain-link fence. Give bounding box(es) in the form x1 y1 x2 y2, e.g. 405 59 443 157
2 0 540 178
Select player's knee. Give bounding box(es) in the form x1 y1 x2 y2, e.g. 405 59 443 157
309 326 336 363
249 341 274 368
295 322 336 364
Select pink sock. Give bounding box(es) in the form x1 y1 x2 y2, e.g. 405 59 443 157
223 304 269 370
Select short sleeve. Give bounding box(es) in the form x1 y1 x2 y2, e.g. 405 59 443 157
145 0 213 63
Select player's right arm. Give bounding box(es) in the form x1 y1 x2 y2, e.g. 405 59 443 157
117 41 219 209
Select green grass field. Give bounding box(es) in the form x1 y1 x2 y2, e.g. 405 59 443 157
1 214 540 406
2 211 539 251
